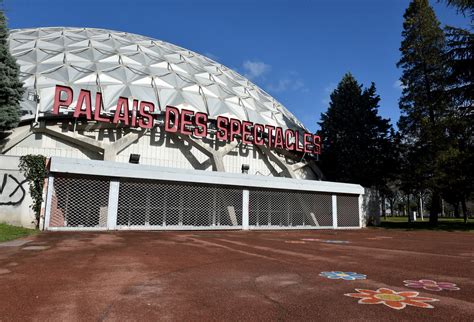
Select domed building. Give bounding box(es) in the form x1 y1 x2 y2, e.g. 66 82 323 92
1 27 364 231
4 27 322 179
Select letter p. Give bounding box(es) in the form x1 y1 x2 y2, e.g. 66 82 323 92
53 85 73 115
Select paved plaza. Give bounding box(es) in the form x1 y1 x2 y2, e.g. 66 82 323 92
0 229 473 321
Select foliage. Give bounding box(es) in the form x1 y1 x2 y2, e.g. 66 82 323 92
397 0 451 224
445 26 473 105
18 155 47 228
442 25 474 224
440 0 474 17
0 223 38 242
0 7 25 131
318 73 397 190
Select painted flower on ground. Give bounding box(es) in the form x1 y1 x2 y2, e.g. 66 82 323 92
345 288 438 310
319 271 367 280
403 279 460 291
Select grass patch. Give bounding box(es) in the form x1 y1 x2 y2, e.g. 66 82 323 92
378 216 474 231
0 223 38 242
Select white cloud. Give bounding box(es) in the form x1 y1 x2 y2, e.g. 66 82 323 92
267 79 291 92
321 83 336 105
267 78 306 93
242 60 271 80
204 52 219 62
292 80 306 91
324 83 336 93
241 61 307 93
393 80 406 90
266 71 309 92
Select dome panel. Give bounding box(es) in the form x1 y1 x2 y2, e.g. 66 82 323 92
9 27 308 132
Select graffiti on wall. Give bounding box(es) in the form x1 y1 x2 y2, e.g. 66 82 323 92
0 173 28 206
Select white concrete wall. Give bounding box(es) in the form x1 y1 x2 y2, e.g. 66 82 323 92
5 132 99 160
116 129 211 170
5 126 317 179
0 155 36 228
293 167 318 180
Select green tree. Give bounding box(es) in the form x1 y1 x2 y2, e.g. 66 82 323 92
441 10 473 223
440 28 473 223
318 73 395 190
445 26 473 108
0 8 24 131
397 0 450 224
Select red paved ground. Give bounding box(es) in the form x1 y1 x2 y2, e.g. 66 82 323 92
0 229 473 321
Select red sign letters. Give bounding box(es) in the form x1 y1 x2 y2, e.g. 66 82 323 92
52 85 321 154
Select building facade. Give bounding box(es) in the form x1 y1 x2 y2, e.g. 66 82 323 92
1 27 364 230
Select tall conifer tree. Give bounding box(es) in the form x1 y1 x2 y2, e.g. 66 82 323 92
397 0 450 224
318 73 395 189
441 1 473 224
0 7 24 131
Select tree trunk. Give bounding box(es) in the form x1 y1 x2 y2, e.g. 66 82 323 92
416 196 421 220
390 198 394 217
382 194 386 220
454 202 460 218
429 191 440 225
407 194 412 223
420 195 424 221
461 197 468 225
441 198 445 217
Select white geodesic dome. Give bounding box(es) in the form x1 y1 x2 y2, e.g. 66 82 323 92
8 27 307 132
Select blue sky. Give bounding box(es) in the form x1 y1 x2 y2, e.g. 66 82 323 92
4 0 469 132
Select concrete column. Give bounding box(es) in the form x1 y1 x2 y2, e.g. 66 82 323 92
332 195 338 228
107 180 120 230
242 189 249 230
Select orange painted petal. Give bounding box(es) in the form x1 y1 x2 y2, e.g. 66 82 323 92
411 297 438 302
398 291 420 297
405 300 435 309
355 289 378 295
359 298 383 305
345 293 370 299
384 301 406 310
378 288 395 294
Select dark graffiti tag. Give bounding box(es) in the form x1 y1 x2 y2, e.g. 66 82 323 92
0 173 28 206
